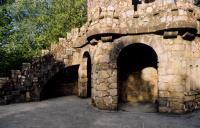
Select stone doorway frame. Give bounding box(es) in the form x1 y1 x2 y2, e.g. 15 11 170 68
116 43 159 108
78 51 92 98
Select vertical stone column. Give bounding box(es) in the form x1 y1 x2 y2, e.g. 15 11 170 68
91 42 118 110
158 37 187 113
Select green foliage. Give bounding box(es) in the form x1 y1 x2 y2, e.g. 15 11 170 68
0 0 87 76
194 0 200 6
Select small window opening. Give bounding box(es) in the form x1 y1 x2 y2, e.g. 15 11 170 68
132 0 142 11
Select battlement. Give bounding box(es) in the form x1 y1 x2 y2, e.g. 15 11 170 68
85 0 200 44
87 0 196 20
88 0 194 20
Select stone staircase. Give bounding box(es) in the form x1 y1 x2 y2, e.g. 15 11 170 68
0 35 79 104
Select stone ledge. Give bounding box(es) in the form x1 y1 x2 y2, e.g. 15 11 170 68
184 90 200 96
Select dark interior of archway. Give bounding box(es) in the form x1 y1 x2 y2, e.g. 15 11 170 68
117 43 158 106
40 65 79 100
83 52 92 98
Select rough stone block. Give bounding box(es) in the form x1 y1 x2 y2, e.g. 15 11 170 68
108 89 117 96
159 91 170 97
96 84 108 91
98 71 110 79
170 101 185 110
108 83 117 89
159 107 171 113
96 91 108 97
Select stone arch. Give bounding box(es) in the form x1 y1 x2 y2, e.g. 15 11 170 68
116 43 159 108
78 51 92 98
111 36 163 65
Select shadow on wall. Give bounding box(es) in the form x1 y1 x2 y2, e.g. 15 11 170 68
0 53 79 104
116 43 158 107
78 51 92 98
186 64 200 91
40 65 79 100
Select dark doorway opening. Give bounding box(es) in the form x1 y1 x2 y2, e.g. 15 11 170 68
117 43 158 110
40 65 79 100
84 52 92 97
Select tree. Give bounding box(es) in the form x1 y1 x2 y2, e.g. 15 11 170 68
194 0 200 6
0 0 87 76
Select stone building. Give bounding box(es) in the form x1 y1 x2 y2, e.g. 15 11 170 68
0 0 200 113
75 0 200 113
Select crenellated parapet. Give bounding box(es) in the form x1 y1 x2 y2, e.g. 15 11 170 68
57 0 200 47
85 0 200 43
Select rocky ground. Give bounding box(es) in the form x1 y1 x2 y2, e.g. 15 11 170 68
0 96 199 128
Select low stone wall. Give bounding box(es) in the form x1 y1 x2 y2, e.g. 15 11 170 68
0 37 77 104
184 91 200 112
0 78 9 104
0 55 63 104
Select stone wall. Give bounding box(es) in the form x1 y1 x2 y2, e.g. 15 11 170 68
79 0 200 113
0 37 77 104
84 34 199 112
86 0 199 38
184 91 200 111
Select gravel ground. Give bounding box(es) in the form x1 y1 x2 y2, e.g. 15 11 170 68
0 96 199 128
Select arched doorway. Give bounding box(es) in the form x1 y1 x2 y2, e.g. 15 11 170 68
78 52 92 98
117 43 158 109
